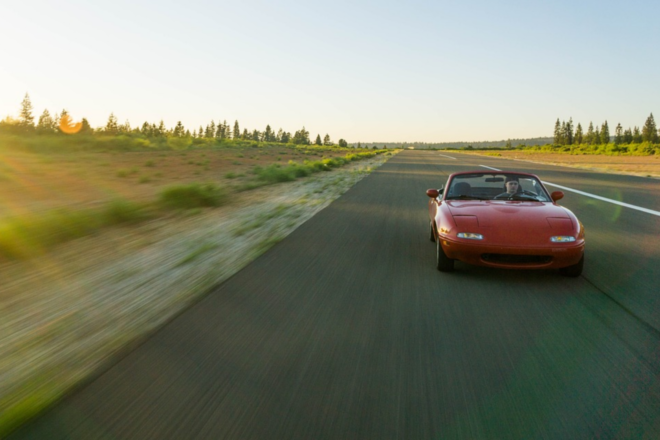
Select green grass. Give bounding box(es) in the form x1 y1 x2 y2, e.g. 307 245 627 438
158 182 228 210
0 200 152 260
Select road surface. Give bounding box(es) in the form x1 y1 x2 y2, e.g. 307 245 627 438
10 150 660 439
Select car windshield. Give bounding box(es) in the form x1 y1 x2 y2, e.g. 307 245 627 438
445 173 552 202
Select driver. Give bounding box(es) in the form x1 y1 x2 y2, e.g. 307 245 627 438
503 176 520 194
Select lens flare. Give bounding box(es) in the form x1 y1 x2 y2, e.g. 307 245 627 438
59 115 82 134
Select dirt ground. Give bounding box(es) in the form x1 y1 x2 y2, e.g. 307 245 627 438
0 146 353 217
460 150 660 178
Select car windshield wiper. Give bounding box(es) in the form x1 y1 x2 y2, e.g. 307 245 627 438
446 195 489 200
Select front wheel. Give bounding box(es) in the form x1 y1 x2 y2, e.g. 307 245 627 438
436 238 454 272
560 254 584 277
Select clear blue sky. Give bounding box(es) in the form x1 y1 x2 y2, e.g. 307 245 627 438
1 0 658 143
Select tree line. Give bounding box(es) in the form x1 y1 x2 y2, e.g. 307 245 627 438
553 114 659 146
0 94 348 147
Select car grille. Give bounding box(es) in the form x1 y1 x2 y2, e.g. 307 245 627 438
481 254 553 265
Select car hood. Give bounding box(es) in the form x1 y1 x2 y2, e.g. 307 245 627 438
446 200 575 245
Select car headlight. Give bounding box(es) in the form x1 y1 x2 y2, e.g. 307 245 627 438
550 236 576 242
457 232 483 240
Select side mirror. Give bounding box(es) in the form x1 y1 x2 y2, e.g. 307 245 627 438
426 188 440 198
551 191 564 202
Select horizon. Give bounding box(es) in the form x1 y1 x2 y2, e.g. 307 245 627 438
2 0 658 144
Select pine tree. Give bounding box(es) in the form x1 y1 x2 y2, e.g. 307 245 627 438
105 113 119 134
600 121 610 145
632 127 642 143
36 109 55 133
566 118 574 145
198 126 204 138
553 119 561 144
614 123 623 145
586 122 595 144
623 128 633 144
642 113 658 143
173 121 185 137
574 123 583 145
242 128 248 140
315 134 322 145
233 121 240 140
80 118 92 134
338 139 348 148
18 93 35 130
323 134 332 146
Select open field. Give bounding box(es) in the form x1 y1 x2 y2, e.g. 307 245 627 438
0 144 396 435
457 150 660 178
0 145 359 217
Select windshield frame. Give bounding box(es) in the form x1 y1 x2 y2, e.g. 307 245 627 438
443 172 552 202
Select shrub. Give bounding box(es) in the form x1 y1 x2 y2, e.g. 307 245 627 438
159 183 228 209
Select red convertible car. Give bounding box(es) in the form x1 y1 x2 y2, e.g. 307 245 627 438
426 171 585 276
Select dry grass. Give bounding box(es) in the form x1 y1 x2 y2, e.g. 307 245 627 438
458 150 660 178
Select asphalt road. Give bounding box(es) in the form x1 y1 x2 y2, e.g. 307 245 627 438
9 150 660 439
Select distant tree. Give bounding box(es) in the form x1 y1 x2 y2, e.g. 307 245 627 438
241 128 248 140
614 123 623 145
119 119 131 134
574 123 583 144
173 121 185 137
292 127 310 145
565 118 574 145
623 128 633 144
357 142 362 148
585 122 595 144
600 121 610 145
36 109 56 133
280 130 291 143
323 134 332 146
198 126 204 138
315 134 322 145
18 93 35 130
338 139 348 148
252 129 260 141
105 113 119 135
205 121 215 138
233 121 240 140
632 126 643 143
263 125 274 142
80 118 93 134
505 139 512 148
642 113 658 143
553 119 561 144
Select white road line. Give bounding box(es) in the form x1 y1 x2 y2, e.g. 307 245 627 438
438 154 457 160
477 165 660 217
541 181 660 217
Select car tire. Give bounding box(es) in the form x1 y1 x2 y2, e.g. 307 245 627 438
560 254 584 277
436 238 454 272
429 221 436 242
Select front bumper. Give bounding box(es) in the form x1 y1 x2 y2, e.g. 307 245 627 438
439 237 585 269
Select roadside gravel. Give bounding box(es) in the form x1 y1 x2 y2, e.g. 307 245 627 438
0 152 396 433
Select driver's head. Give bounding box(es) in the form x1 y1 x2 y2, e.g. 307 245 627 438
504 176 519 194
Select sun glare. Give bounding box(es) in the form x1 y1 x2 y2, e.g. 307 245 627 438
59 115 82 134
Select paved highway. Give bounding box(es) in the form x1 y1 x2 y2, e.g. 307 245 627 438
10 150 660 439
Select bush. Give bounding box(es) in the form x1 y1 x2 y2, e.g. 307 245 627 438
159 183 228 209
0 200 153 259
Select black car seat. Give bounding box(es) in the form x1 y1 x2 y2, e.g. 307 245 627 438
451 182 472 196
